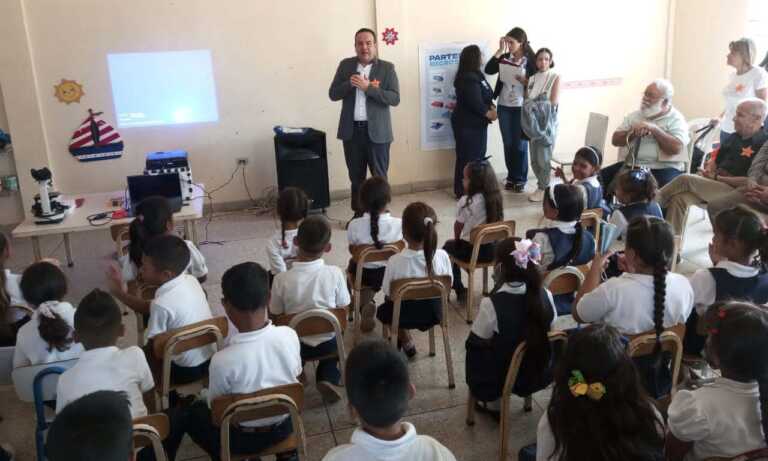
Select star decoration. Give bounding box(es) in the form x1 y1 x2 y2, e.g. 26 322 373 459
382 27 399 46
742 146 755 158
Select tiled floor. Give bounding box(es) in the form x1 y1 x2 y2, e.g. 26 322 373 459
0 185 714 461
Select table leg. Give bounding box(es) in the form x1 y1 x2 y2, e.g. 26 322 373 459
64 233 74 267
31 237 42 261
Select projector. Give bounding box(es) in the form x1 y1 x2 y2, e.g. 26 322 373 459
144 150 194 201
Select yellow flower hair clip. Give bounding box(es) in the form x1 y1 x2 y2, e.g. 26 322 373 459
568 370 606 401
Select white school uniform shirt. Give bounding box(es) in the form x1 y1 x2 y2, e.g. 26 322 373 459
13 301 84 368
145 273 214 367
322 422 457 461
721 66 768 134
668 377 766 460
688 259 760 316
347 212 403 269
120 239 208 282
617 107 690 171
4 269 28 323
207 323 302 427
536 402 663 461
382 248 453 297
270 259 351 346
575 272 694 334
55 346 154 418
265 228 299 275
456 193 487 241
354 62 373 121
471 283 557 339
530 220 578 270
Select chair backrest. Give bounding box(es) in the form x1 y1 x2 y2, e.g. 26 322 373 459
274 308 347 338
580 210 602 252
628 327 684 398
152 316 228 360
133 413 170 460
542 267 585 296
390 275 453 303
584 112 610 154
12 358 78 402
0 346 15 386
350 241 405 290
500 331 568 401
466 220 516 266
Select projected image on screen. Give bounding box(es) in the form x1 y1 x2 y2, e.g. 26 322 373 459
108 50 219 128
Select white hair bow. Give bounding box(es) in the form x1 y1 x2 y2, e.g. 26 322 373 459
37 301 65 319
511 239 542 269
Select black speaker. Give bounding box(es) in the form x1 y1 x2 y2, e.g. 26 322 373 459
274 128 330 211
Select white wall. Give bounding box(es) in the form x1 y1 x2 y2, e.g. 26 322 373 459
2 0 676 219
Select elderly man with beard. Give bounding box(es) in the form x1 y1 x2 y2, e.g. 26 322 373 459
601 79 690 200
657 98 768 235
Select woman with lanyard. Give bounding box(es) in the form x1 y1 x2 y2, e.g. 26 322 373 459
485 27 538 193
525 48 561 202
450 45 497 199
710 38 768 145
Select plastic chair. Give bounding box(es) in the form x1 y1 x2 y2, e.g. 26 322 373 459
347 241 405 342
702 447 768 461
12 361 78 461
627 324 685 410
274 308 348 384
151 316 228 410
450 220 516 324
466 331 568 461
211 383 306 461
552 112 609 169
133 413 170 461
388 275 455 388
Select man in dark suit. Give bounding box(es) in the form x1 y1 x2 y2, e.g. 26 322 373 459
329 27 400 216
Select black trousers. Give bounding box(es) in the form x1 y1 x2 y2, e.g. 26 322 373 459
343 122 390 213
451 118 488 198
443 239 495 291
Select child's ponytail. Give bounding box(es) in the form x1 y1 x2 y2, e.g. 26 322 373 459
37 303 74 352
714 205 768 271
360 177 391 249
402 202 438 278
20 261 72 352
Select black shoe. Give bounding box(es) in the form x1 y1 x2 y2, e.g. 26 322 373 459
504 181 515 191
512 184 525 193
397 339 417 359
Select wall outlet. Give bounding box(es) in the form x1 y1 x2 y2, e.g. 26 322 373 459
236 157 249 166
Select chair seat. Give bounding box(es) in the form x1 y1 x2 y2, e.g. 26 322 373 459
450 257 495 270
231 433 299 460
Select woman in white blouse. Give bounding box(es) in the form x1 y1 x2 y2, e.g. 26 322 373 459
711 38 768 145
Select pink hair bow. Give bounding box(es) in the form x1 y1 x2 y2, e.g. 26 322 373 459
511 239 541 269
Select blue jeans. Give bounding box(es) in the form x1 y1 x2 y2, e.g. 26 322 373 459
497 105 528 185
301 337 341 385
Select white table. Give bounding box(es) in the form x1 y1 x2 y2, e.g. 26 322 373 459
12 189 204 266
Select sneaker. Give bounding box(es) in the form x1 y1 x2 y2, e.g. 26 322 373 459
360 301 377 333
528 189 545 202
317 380 344 403
504 180 515 190
512 183 525 193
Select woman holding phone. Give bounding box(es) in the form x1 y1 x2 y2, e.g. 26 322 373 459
485 27 538 193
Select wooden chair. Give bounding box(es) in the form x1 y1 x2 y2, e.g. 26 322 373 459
211 383 306 461
450 220 516 324
111 224 131 257
542 266 585 297
702 447 768 461
347 241 405 341
466 331 568 461
580 209 602 253
133 413 170 461
274 308 348 383
627 324 685 410
151 316 228 410
388 276 455 388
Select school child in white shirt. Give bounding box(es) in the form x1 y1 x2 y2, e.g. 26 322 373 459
666 301 768 461
553 146 605 211
322 339 457 461
525 184 595 314
534 324 663 461
443 159 504 302
347 177 403 333
107 195 208 315
0 232 29 346
271 216 350 403
608 168 663 239
266 187 308 285
13 261 83 368
377 202 453 358
187 262 302 461
466 238 556 417
575 216 694 398
684 206 768 356
136 235 214 387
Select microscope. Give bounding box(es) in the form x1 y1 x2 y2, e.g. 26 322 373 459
31 168 69 224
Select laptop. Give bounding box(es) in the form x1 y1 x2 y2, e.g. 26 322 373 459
126 173 183 215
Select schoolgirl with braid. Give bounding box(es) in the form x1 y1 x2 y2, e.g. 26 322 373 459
667 301 768 460
265 187 309 286
574 216 694 398
347 177 403 333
